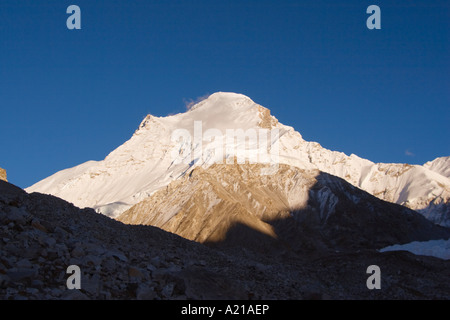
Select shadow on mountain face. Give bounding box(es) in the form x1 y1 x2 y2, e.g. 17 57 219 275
418 202 450 228
2 179 450 300
204 172 450 258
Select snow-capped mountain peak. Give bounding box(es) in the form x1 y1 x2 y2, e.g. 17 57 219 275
26 92 450 226
188 92 254 111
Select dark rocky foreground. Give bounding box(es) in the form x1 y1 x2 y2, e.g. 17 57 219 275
0 180 449 300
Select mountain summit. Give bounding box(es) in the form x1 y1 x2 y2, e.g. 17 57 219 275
26 92 450 226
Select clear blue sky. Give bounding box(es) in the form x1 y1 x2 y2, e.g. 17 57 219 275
1 0 449 188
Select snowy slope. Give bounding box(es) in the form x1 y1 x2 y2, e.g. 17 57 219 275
26 92 450 225
380 239 450 260
424 157 450 179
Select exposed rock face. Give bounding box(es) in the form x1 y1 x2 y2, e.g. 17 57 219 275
0 168 6 182
256 104 278 129
118 163 450 254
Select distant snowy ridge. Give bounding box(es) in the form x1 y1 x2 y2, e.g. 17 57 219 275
424 156 450 179
26 92 450 226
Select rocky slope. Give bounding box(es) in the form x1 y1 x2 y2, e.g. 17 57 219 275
1 180 450 300
26 93 450 226
118 163 450 254
0 168 6 182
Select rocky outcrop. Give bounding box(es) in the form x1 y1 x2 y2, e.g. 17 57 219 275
256 104 278 129
0 168 6 182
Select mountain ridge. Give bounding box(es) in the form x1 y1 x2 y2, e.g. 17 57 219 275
26 92 450 226
424 156 450 179
117 162 450 254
